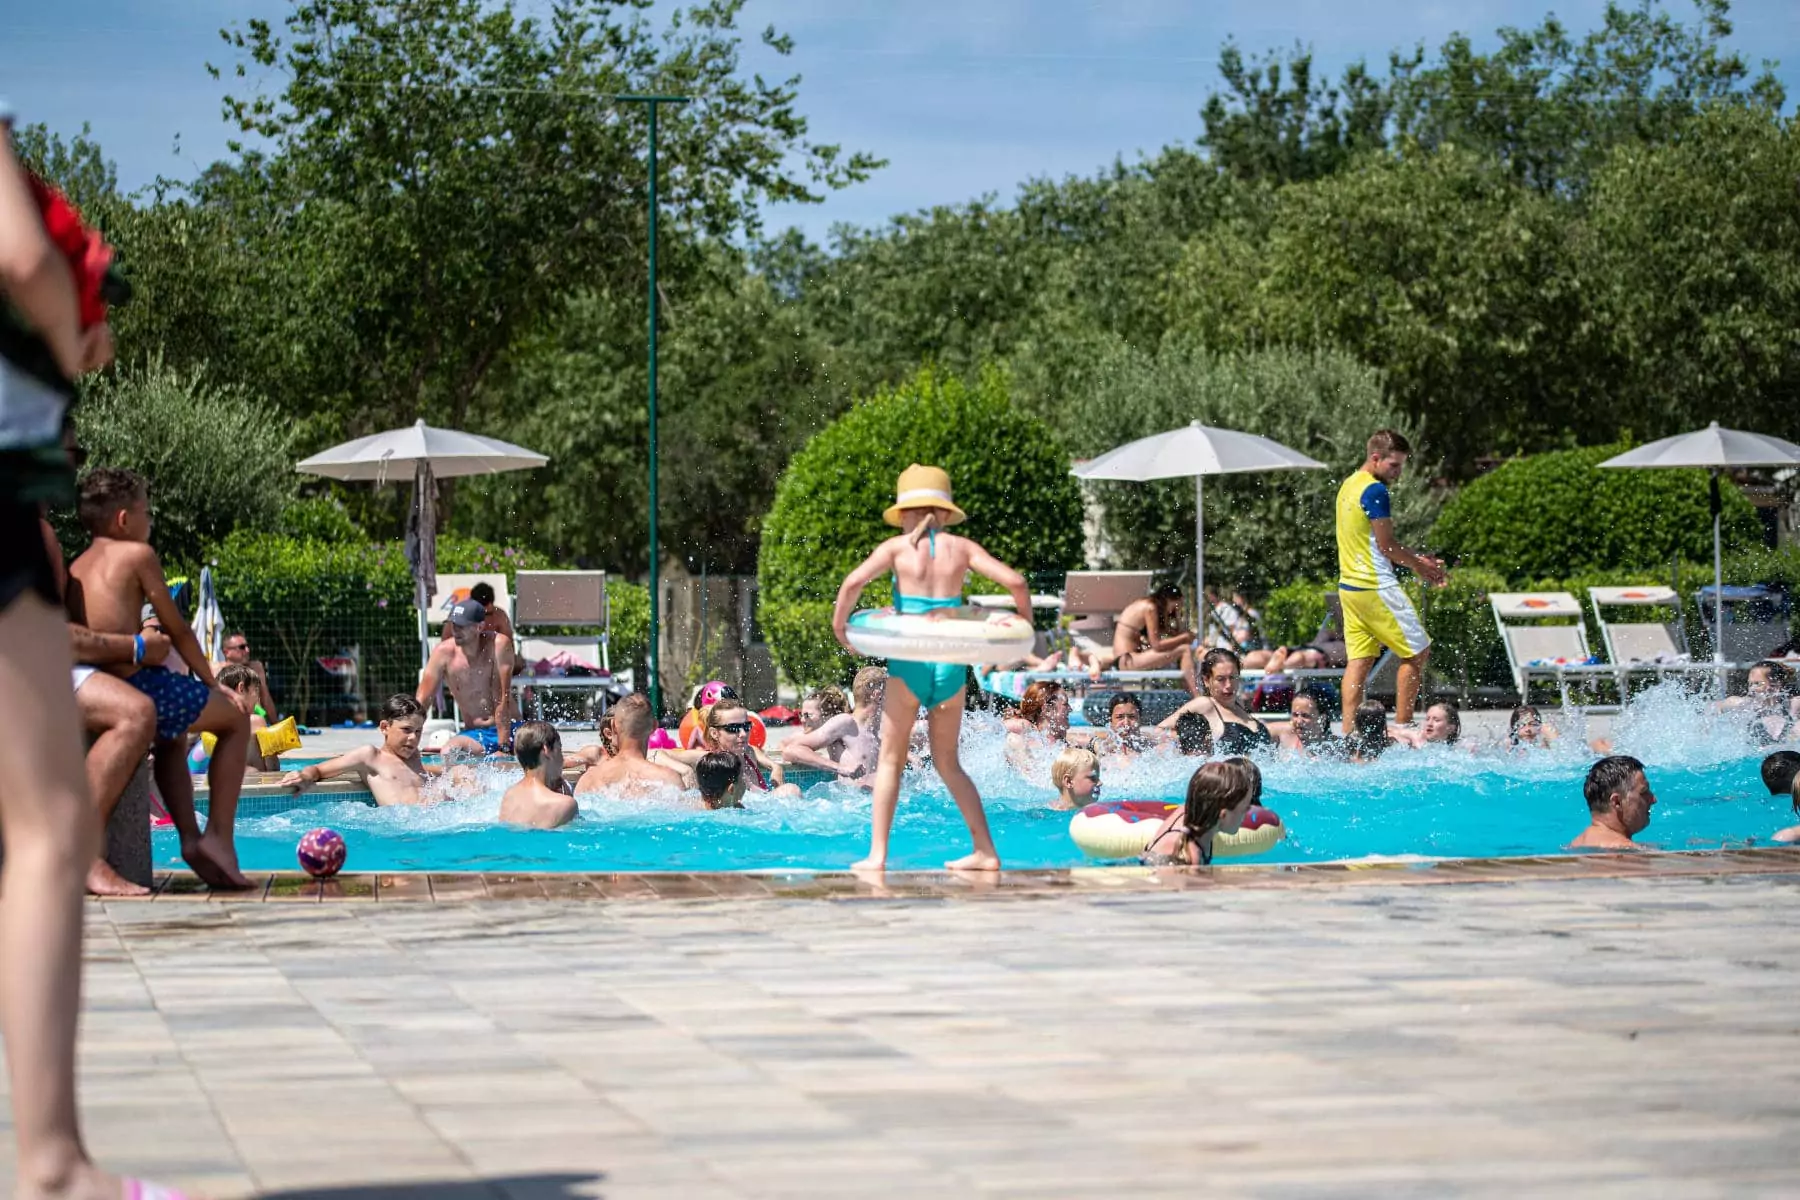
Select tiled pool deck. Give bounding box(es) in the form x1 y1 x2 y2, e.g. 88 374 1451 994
1 850 1794 1198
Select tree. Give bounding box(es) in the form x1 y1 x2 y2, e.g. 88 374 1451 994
1585 104 1800 440
1199 43 1398 185
202 0 878 441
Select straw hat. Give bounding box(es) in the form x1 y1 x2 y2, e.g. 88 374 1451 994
883 463 967 528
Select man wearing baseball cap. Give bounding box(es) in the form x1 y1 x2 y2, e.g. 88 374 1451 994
416 596 516 756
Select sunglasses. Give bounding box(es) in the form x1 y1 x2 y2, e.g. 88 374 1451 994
712 721 753 734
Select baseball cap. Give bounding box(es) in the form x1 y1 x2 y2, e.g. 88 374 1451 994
448 598 486 627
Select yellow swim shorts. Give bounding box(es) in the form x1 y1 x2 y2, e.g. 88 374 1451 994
1340 585 1430 661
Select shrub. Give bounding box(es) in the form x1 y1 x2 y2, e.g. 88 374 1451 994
277 497 365 543
1261 580 1330 648
60 356 298 569
758 365 1086 686
1432 443 1763 582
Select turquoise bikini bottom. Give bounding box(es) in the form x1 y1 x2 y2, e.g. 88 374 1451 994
888 592 967 710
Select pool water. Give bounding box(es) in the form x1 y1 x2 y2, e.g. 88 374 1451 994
158 686 1796 873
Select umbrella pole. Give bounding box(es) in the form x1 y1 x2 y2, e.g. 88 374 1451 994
1712 470 1724 696
1194 474 1206 646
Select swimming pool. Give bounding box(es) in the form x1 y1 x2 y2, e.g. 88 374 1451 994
158 688 1796 873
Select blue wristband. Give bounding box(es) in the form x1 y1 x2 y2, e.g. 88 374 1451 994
133 634 144 664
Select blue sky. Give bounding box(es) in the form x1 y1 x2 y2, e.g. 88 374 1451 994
5 0 1795 244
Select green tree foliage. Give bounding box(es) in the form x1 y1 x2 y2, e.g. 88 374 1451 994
61 357 297 569
758 367 1084 685
1051 341 1436 598
1167 146 1598 472
1432 444 1764 581
1585 104 1800 440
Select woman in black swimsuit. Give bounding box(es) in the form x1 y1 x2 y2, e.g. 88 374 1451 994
1141 758 1260 867
1157 648 1274 755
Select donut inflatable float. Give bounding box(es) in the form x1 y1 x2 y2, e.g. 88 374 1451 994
846 606 1035 666
677 708 767 749
1068 800 1285 861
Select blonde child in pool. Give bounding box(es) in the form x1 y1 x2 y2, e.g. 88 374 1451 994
831 464 1032 871
1049 746 1101 812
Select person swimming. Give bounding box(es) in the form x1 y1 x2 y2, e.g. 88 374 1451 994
1157 648 1274 756
1140 758 1259 867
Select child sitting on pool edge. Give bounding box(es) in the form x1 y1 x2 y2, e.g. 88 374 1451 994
831 463 1034 871
500 721 577 829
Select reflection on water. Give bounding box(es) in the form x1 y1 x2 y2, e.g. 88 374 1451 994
164 683 1793 873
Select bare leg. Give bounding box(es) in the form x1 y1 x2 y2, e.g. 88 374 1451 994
927 693 1001 871
190 690 254 887
1180 644 1198 696
1394 650 1428 726
1341 656 1376 735
851 682 919 871
0 595 125 1200
74 674 155 896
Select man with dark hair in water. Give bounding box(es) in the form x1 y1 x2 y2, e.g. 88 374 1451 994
1570 755 1655 850
1762 751 1800 797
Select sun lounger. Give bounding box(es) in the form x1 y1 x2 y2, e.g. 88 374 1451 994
510 571 625 724
1694 585 1792 665
1491 591 1602 704
1059 570 1153 655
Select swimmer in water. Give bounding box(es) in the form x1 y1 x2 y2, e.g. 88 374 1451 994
499 721 578 829
1775 776 1799 845
1568 755 1655 850
1140 758 1259 867
782 667 885 786
1392 700 1463 749
831 464 1032 871
281 694 440 807
1049 746 1101 812
695 751 748 810
1158 648 1275 756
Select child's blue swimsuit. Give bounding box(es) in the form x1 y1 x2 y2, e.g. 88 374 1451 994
889 591 966 709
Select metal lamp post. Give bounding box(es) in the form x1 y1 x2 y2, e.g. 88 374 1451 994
617 93 688 719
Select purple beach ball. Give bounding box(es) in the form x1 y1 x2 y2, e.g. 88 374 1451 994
297 828 347 878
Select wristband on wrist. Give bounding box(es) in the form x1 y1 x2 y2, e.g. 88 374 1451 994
132 634 144 664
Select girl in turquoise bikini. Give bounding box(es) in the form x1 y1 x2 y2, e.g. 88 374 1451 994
832 465 1033 871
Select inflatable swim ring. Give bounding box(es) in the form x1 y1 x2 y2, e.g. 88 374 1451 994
846 605 1035 666
1068 800 1285 860
677 708 767 749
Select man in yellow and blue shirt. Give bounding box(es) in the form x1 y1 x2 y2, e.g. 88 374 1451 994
1335 429 1445 731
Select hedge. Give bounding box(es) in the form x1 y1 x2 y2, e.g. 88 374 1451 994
1432 442 1763 581
758 365 1086 687
208 530 649 724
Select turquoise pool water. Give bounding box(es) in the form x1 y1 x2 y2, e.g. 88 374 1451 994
158 688 1796 873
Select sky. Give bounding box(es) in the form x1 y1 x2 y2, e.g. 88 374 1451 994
4 0 1796 245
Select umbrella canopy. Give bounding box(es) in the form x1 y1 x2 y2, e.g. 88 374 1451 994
295 418 548 482
1073 422 1326 643
1600 422 1800 671
297 419 548 667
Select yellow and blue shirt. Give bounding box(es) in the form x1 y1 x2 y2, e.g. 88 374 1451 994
1336 469 1397 591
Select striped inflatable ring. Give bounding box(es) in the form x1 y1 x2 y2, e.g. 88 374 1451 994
1068 800 1285 860
846 605 1035 666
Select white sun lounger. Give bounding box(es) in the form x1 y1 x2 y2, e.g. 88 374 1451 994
1492 591 1598 705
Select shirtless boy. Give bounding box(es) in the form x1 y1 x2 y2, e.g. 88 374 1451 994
575 693 685 795
218 663 279 771
418 597 515 756
781 666 885 786
499 721 578 829
281 694 433 806
65 468 254 888
831 464 1031 871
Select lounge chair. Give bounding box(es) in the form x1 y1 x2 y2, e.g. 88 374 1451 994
1694 585 1792 665
511 570 626 724
1491 591 1603 705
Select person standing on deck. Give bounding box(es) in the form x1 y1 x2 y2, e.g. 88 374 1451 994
1334 430 1444 733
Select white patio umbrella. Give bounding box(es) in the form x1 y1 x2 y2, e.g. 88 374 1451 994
296 419 549 665
1600 422 1800 670
1073 422 1326 642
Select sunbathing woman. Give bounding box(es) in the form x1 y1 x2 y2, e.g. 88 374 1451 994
1140 758 1259 867
1093 585 1193 681
1157 648 1275 756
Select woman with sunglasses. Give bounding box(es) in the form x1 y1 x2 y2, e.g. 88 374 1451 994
668 699 799 798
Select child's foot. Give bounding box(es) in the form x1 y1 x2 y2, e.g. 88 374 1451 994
945 851 1001 871
850 855 887 871
85 858 151 898
1037 651 1062 671
13 1160 163 1200
183 832 254 891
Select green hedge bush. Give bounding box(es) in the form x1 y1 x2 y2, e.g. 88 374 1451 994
758 365 1086 686
1432 443 1763 581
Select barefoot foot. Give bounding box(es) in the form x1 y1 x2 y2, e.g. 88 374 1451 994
85 858 151 898
183 832 254 891
945 851 1001 871
850 855 887 871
